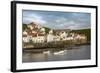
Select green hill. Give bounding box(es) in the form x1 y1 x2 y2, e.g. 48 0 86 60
71 29 91 42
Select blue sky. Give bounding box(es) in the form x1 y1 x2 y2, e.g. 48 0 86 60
23 10 91 30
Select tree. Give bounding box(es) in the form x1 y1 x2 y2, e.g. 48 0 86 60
23 24 28 31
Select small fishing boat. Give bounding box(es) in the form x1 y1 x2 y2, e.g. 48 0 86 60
43 51 50 55
54 51 64 55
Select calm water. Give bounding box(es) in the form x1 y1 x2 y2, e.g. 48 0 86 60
22 45 91 63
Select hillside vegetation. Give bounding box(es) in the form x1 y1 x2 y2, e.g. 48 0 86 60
71 29 91 42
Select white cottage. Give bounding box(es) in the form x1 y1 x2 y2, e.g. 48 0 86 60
40 28 46 34
23 35 32 43
47 30 54 42
32 36 46 43
60 31 68 41
23 30 28 35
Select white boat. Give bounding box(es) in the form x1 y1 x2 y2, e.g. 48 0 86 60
53 50 67 55
53 51 64 55
43 51 50 55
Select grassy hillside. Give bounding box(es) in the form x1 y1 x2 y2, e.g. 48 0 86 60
23 24 28 31
43 27 50 34
71 29 91 42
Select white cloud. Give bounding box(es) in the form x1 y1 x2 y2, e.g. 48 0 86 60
23 11 90 30
54 17 76 29
23 14 47 25
55 17 68 23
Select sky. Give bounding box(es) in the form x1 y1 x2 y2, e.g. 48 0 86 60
22 10 91 30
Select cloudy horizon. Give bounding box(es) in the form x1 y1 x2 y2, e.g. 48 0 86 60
22 10 91 30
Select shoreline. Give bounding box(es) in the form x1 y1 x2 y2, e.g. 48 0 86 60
23 42 90 51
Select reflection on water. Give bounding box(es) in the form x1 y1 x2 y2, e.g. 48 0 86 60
22 45 91 63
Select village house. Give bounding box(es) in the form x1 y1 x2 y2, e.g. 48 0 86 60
23 30 30 43
47 30 54 42
60 31 68 41
23 22 87 46
53 35 60 42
